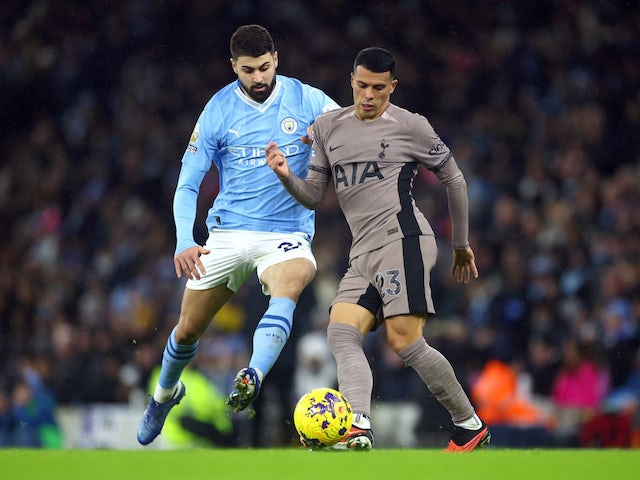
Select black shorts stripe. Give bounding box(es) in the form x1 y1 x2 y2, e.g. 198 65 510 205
396 162 421 236
402 236 427 312
356 283 382 317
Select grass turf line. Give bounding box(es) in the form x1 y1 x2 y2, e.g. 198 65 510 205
2 448 640 480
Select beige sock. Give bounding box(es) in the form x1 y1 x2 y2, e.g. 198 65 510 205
327 323 373 417
398 337 475 424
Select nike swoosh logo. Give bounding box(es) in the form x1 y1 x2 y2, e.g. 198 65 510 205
329 144 345 152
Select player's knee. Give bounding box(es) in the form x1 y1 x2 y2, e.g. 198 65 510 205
386 336 407 353
385 329 422 353
385 315 425 352
327 322 363 355
175 321 205 344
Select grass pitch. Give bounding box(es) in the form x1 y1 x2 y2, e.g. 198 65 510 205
3 448 639 480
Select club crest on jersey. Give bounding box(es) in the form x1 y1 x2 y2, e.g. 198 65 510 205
280 117 298 134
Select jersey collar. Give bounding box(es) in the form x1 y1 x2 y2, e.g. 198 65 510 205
233 78 282 112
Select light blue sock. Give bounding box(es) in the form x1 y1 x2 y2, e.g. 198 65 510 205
249 297 295 377
158 326 199 389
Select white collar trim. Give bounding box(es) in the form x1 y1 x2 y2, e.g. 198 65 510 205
233 79 281 112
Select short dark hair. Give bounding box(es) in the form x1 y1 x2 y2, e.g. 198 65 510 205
353 47 396 77
230 24 275 59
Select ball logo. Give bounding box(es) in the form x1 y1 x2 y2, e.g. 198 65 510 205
280 117 298 134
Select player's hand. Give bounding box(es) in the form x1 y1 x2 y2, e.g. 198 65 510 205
301 125 314 145
451 245 479 284
265 141 290 179
174 245 210 280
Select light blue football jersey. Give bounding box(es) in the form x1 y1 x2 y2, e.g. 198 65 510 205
174 75 339 254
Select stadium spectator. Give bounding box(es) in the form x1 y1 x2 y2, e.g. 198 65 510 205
551 338 609 446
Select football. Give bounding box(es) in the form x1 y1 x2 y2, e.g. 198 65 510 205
293 387 353 449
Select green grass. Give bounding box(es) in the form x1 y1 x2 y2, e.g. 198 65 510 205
2 448 640 480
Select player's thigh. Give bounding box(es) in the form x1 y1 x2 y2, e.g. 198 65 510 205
254 232 316 298
260 257 316 300
329 302 376 337
176 284 234 341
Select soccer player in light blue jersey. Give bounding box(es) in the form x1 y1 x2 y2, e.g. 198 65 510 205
137 24 339 446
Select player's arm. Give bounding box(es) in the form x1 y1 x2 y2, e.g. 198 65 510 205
265 141 328 210
173 162 211 280
431 155 479 283
415 115 478 283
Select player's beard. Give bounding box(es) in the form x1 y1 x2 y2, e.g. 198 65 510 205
244 77 276 102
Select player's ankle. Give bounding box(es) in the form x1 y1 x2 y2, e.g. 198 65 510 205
352 413 371 429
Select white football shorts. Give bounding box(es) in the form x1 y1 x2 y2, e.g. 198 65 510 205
185 229 316 295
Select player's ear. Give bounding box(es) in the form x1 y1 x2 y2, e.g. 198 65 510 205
230 58 237 74
273 51 279 68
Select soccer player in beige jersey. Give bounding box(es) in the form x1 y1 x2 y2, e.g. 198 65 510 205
266 47 490 452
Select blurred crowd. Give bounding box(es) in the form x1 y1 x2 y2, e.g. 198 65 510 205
1 0 639 448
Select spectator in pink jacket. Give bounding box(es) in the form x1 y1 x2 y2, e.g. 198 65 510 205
551 338 609 445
